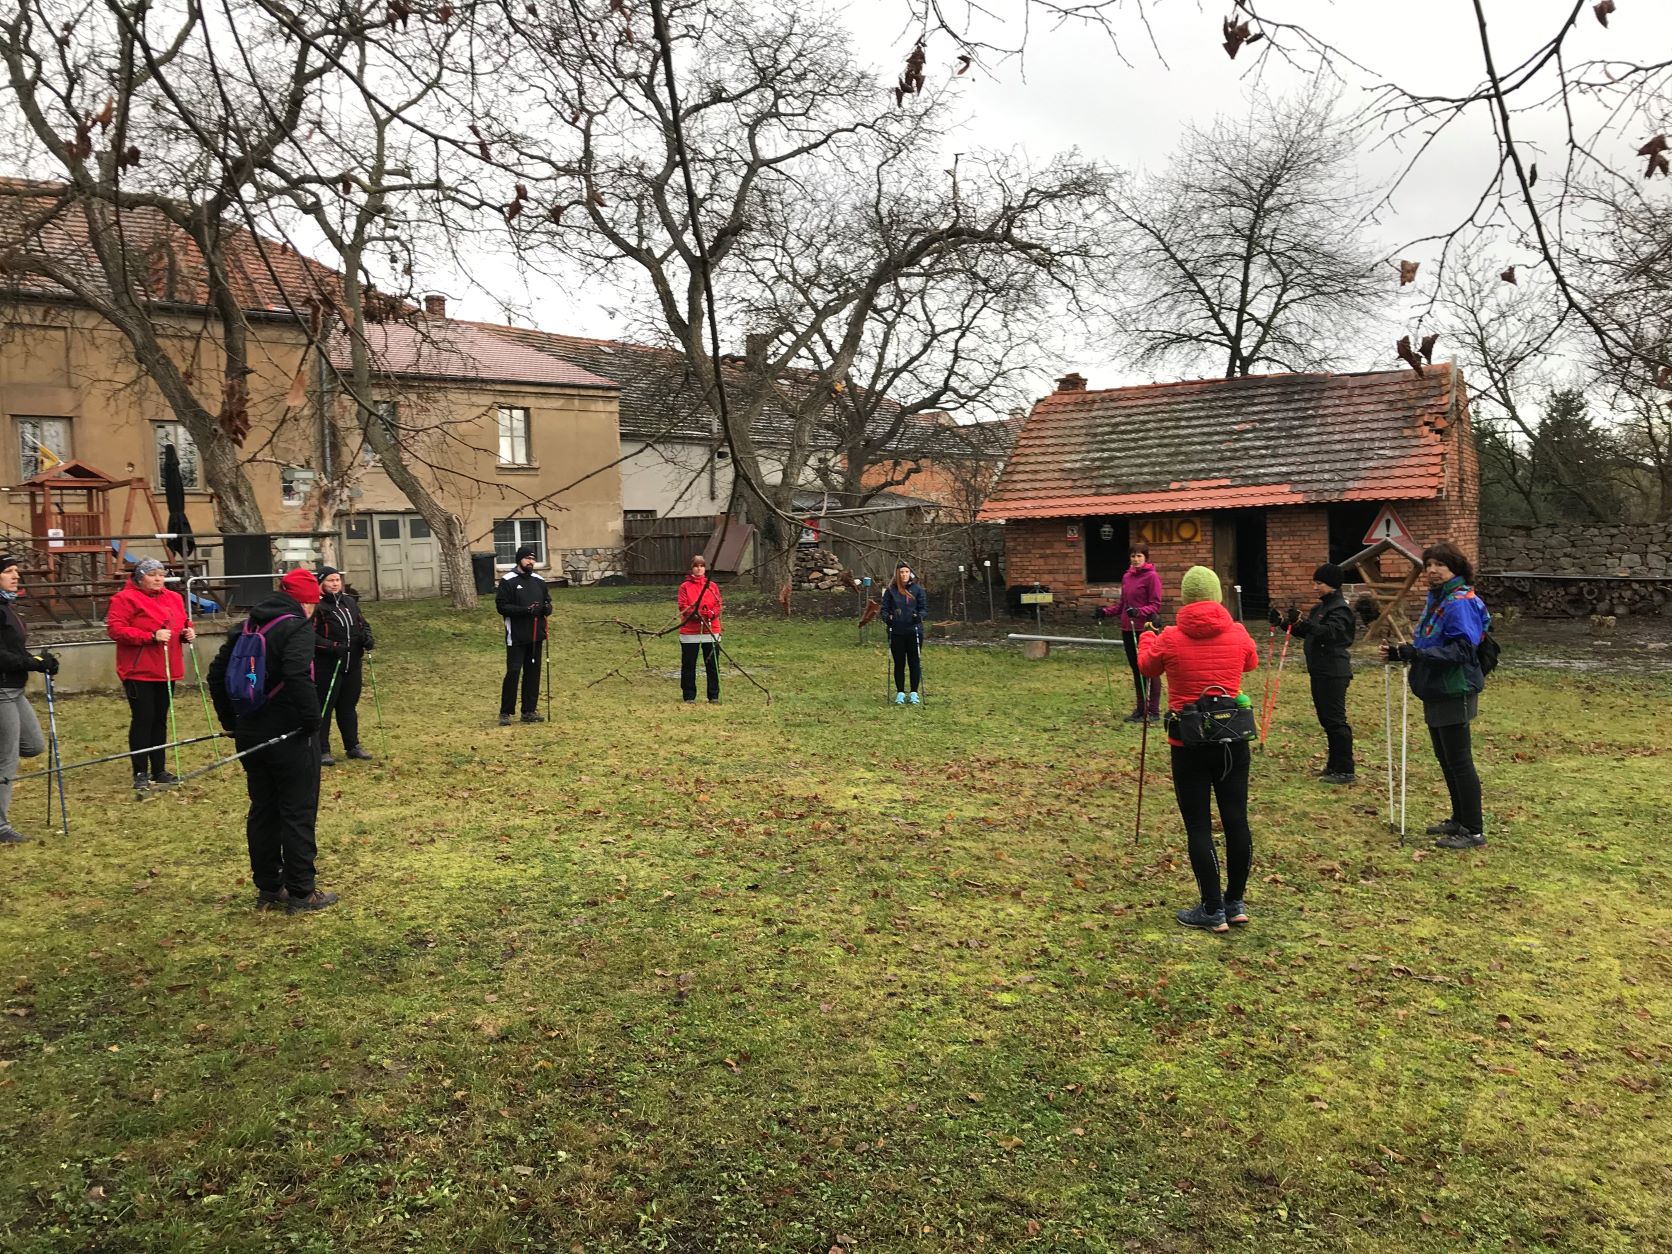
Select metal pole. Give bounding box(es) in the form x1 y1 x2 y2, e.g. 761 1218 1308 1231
1005 633 1125 647
983 561 994 621
43 674 68 837
1233 583 1244 622
1400 664 1410 843
160 639 183 780
187 640 222 761
958 566 967 623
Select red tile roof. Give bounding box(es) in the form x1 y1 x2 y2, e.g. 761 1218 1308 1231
328 318 618 390
0 177 340 312
979 366 1462 520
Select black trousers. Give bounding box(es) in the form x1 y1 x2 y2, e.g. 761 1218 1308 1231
1123 630 1159 714
681 641 719 702
1428 721 1484 833
1309 671 1355 774
239 732 321 897
502 641 543 716
123 679 172 776
1170 739 1253 913
315 656 363 752
889 630 922 694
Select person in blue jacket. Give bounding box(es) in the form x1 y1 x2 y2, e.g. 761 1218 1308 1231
1381 540 1492 849
881 562 928 705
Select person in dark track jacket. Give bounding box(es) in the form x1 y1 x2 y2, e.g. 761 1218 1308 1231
207 568 335 913
495 545 552 725
0 555 55 844
1277 562 1360 784
881 562 928 705
312 567 375 764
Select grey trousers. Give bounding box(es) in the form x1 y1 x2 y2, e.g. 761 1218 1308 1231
0 685 47 826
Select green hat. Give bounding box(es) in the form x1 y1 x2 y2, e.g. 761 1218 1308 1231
1180 565 1222 606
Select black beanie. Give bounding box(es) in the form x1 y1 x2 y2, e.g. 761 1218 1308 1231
0 555 20 575
317 565 339 581
1313 562 1345 589
515 545 537 563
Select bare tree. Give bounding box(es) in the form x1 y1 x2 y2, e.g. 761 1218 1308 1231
1107 88 1384 379
505 0 1109 590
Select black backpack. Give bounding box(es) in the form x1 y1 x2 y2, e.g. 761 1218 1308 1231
1477 631 1501 677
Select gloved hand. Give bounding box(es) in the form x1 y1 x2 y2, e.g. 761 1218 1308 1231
358 629 375 652
31 650 60 676
1380 642 1411 664
1267 605 1284 626
1284 607 1301 628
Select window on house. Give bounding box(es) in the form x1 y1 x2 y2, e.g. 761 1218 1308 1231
15 417 71 480
361 400 398 466
281 466 315 507
408 516 431 539
497 406 531 466
1327 503 1384 568
494 518 545 565
624 509 658 521
378 518 401 540
154 423 202 489
344 516 369 540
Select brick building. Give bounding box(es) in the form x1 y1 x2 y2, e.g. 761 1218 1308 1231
978 366 1479 617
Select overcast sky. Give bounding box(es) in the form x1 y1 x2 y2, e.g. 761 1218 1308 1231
441 0 1671 398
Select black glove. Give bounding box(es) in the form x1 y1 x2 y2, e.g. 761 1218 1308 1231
31 650 60 676
538 604 552 618
358 627 375 652
1382 643 1412 664
1284 607 1301 629
1266 606 1283 626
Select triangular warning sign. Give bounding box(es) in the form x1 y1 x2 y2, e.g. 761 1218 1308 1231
1363 505 1419 557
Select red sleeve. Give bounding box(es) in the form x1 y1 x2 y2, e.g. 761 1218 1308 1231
677 583 694 615
1136 627 1168 678
105 591 155 646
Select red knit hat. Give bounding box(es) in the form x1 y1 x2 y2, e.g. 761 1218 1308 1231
280 566 321 605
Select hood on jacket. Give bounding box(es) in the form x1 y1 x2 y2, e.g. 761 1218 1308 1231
1176 599 1236 639
1127 562 1155 577
247 592 308 625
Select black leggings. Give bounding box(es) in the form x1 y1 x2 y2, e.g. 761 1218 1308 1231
1123 630 1159 713
1170 739 1253 912
1428 721 1483 834
1309 672 1354 774
316 657 363 752
681 641 719 701
123 680 172 776
889 630 922 694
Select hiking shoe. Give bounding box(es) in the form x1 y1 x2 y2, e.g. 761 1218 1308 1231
908 692 921 705
1224 899 1250 927
1319 771 1356 785
0 825 28 844
150 770 180 786
521 712 545 723
255 888 287 911
1176 903 1229 933
895 692 906 705
498 714 513 726
319 751 336 766
287 889 339 914
1124 710 1146 724
1426 818 1463 837
133 771 151 791
346 746 373 761
1434 830 1486 850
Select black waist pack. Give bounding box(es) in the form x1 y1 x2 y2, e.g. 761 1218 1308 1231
1166 685 1256 746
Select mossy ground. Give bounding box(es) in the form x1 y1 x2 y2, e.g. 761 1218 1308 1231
2 590 1669 1251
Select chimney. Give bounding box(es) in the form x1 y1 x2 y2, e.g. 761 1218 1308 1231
1055 372 1087 393
424 294 447 318
744 331 770 373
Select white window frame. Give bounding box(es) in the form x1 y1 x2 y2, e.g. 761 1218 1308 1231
15 416 71 480
154 422 202 490
493 517 546 566
497 405 531 467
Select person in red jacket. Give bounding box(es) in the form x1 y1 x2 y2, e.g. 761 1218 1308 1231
105 558 195 790
1139 565 1259 934
676 554 723 703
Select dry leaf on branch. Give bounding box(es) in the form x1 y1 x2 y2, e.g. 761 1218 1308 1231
955 54 971 75
1396 336 1425 376
1594 0 1616 26
1500 266 1517 284
1221 16 1262 59
1419 333 1438 364
1398 259 1420 286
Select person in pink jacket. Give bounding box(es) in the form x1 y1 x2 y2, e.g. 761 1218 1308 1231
105 558 194 790
1098 544 1163 722
676 554 724 703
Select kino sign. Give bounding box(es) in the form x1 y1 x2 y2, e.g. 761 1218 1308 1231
1131 516 1202 546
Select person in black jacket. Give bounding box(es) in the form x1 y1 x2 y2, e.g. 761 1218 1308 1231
881 562 928 705
207 568 334 912
312 567 375 765
0 555 55 844
1274 562 1360 784
495 544 552 725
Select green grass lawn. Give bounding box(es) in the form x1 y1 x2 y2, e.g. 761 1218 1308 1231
3 590 1670 1252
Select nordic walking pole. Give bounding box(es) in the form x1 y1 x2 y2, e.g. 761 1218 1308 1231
160 638 183 780
187 636 222 762
1134 672 1151 844
366 654 390 757
1259 624 1275 727
1400 663 1410 844
43 673 68 837
2 733 227 786
1260 623 1293 749
543 610 552 724
1383 663 1395 831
